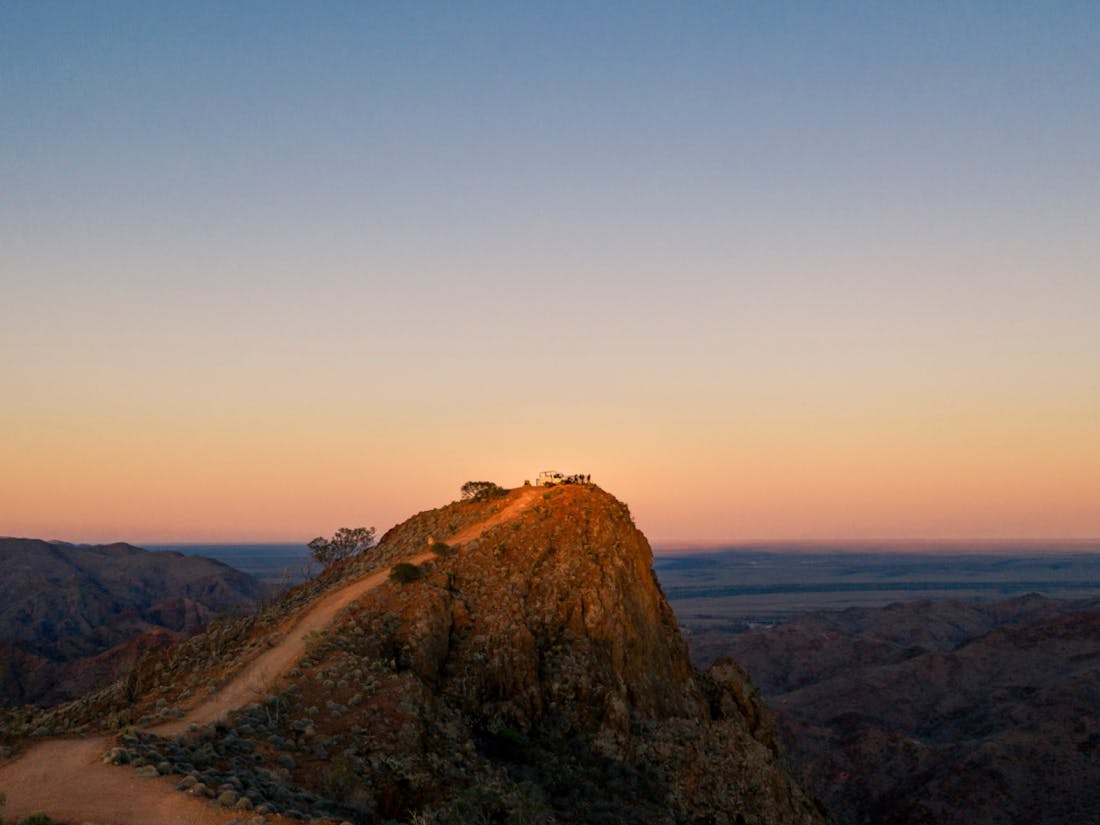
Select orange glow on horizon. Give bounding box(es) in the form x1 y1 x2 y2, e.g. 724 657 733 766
3 383 1096 544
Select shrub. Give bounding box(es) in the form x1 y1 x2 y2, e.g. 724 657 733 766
303 630 330 659
428 540 451 556
389 563 422 584
321 755 360 803
460 481 508 501
491 726 529 761
451 785 505 823
448 780 548 825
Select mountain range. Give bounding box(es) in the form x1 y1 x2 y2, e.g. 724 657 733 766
718 594 1100 824
0 537 264 707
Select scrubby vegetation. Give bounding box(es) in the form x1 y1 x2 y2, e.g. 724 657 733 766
427 540 450 556
460 480 508 501
388 562 422 584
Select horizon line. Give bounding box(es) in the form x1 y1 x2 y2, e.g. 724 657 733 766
8 535 1100 551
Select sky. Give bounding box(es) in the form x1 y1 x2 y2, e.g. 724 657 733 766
2 2 1098 544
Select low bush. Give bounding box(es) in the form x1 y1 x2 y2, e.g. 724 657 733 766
389 563 422 584
321 755 360 803
302 630 330 659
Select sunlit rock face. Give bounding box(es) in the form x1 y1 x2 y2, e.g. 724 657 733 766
246 484 826 824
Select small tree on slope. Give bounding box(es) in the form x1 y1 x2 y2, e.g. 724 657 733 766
460 481 508 501
308 526 376 567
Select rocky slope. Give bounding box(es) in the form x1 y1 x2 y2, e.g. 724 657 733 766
21 485 825 825
719 595 1100 825
0 537 264 706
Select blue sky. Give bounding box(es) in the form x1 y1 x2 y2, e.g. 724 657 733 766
2 3 1098 541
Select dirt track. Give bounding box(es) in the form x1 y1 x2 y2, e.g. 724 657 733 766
0 488 539 825
0 736 263 825
154 558 429 737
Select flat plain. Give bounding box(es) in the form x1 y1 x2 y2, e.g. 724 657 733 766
653 543 1100 643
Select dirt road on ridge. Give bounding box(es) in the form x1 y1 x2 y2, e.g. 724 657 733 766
0 487 541 825
155 559 428 736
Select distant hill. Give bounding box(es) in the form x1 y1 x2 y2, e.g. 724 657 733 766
0 537 264 706
718 595 1100 824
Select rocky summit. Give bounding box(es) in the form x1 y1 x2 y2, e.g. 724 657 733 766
27 484 825 825
302 485 824 823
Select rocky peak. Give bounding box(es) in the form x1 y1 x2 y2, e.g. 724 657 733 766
398 485 696 727
5 486 825 824
263 484 825 822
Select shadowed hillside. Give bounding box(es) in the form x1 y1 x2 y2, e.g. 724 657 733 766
718 595 1100 825
0 537 264 706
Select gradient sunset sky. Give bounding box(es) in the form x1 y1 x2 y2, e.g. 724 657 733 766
2 3 1098 544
